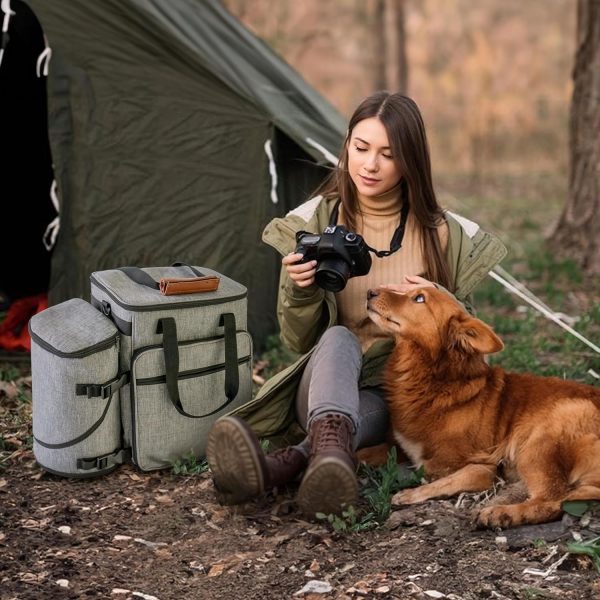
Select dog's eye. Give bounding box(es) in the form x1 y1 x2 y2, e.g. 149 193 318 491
414 294 425 303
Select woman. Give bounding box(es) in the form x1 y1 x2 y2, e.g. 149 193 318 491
206 91 507 516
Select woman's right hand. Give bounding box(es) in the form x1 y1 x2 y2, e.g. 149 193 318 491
282 252 317 288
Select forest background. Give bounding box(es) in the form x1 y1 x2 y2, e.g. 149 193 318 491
224 0 574 194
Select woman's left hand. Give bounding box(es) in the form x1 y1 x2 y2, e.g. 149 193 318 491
380 275 436 294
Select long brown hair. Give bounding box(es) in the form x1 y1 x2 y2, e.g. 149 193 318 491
316 91 453 290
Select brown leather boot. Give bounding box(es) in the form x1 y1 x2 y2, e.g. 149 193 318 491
297 414 358 517
206 416 307 505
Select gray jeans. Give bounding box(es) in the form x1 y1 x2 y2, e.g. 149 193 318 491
294 326 389 451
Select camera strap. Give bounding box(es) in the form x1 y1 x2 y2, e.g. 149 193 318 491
329 199 410 258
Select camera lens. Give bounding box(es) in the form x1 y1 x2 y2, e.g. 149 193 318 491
315 258 351 292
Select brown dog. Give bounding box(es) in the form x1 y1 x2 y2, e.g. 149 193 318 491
365 286 600 528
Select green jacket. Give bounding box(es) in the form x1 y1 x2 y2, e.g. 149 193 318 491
233 195 507 441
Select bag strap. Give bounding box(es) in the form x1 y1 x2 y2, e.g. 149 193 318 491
119 264 205 290
76 448 131 471
34 372 129 449
170 261 206 275
157 313 240 419
76 372 130 399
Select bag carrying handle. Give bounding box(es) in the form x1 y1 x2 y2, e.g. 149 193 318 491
120 263 205 290
156 313 240 419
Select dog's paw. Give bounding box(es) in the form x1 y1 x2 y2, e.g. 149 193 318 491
476 505 518 529
391 487 427 505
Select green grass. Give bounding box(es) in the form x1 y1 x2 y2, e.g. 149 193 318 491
468 216 600 385
171 438 269 477
520 587 550 600
474 275 600 384
171 451 208 475
1 365 22 382
360 448 425 523
566 537 600 572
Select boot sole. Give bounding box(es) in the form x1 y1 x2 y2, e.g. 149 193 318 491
205 417 264 504
297 456 358 517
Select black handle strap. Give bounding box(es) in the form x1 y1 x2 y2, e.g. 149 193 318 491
157 313 239 418
120 264 206 290
170 262 205 277
120 267 160 289
157 317 180 405
220 313 239 402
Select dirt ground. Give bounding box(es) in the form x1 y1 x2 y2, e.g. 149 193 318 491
2 386 600 600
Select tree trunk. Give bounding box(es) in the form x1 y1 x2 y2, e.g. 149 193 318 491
392 0 409 93
374 0 387 89
549 0 600 275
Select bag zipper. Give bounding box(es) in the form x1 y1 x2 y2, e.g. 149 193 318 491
29 329 119 359
136 356 251 386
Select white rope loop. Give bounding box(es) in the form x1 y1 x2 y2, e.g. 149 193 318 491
1 0 14 33
263 139 278 205
36 46 51 77
0 0 14 69
43 180 60 251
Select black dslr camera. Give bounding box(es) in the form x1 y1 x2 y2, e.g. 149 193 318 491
295 226 372 292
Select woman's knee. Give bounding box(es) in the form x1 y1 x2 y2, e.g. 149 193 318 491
318 325 361 352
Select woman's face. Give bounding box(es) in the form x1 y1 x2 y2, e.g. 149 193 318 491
347 117 402 201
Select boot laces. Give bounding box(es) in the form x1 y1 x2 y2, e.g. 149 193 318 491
312 415 352 451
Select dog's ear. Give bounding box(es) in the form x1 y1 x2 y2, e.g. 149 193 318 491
450 314 504 355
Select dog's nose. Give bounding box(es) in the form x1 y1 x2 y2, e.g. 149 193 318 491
367 289 378 300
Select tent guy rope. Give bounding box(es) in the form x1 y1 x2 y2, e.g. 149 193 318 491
489 267 600 356
444 196 599 360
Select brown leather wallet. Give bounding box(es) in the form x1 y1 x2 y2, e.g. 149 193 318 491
159 275 220 295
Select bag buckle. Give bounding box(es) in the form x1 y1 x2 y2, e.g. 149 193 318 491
76 373 130 399
96 456 109 469
77 448 127 471
85 384 102 398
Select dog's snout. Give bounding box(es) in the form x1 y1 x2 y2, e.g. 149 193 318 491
367 289 378 300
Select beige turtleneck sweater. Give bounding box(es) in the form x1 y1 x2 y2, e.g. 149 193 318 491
337 191 448 352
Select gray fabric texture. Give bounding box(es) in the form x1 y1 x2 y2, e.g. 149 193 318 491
29 298 117 355
132 333 253 470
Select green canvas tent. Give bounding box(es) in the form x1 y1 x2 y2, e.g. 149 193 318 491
23 0 346 349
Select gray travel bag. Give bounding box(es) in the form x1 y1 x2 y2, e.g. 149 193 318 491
30 298 128 477
30 264 252 476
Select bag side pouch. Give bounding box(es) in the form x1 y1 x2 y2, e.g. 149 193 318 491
130 322 252 471
29 298 128 477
